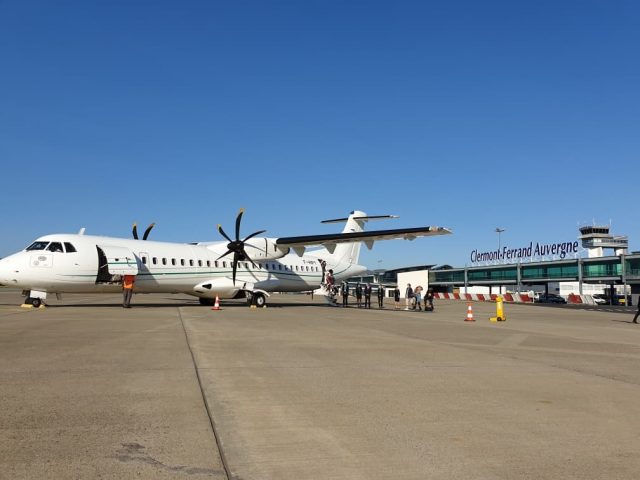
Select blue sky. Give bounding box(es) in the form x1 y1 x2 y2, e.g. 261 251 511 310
1 0 638 268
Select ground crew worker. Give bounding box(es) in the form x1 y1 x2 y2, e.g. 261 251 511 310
122 274 136 308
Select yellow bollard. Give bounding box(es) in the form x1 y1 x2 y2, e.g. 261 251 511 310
490 295 506 322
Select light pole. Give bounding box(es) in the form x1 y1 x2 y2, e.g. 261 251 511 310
495 228 505 294
495 228 505 254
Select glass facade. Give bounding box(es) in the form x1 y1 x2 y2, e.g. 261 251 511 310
428 255 640 287
582 261 621 278
521 263 578 280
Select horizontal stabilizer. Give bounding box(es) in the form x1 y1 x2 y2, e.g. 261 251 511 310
277 226 452 248
321 214 399 224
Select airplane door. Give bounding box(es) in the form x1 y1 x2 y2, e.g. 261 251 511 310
96 245 139 284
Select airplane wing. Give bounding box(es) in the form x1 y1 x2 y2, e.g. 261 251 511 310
276 226 452 254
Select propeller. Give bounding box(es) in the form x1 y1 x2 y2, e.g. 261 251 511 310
217 209 266 285
132 223 155 240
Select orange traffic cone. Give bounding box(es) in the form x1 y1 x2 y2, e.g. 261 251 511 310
465 303 475 322
211 296 221 311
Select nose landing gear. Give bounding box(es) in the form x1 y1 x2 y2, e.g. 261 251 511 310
22 290 46 308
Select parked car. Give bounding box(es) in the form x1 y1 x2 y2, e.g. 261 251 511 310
535 293 567 304
592 294 608 305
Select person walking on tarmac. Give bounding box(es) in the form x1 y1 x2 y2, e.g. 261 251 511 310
394 287 401 310
122 274 136 308
377 284 385 308
341 282 349 307
633 300 640 324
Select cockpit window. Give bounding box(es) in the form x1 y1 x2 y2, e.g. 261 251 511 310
64 242 77 253
26 241 50 251
47 242 64 252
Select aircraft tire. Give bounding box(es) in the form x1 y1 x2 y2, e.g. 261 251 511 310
254 293 266 308
30 298 42 308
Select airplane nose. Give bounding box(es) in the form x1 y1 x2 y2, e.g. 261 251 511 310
0 257 19 286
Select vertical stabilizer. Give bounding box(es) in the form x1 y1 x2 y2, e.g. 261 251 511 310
325 210 366 265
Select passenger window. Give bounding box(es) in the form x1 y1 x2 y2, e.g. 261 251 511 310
142 256 147 265
189 260 194 267
47 242 64 253
206 260 210 267
162 258 167 265
171 259 176 266
152 257 157 265
215 261 219 268
223 261 227 268
181 259 185 266
64 242 77 253
198 260 202 267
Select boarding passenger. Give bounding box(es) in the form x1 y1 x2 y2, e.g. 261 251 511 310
377 284 385 308
414 286 423 311
326 269 335 291
364 283 372 309
405 284 413 310
425 288 434 311
355 283 363 308
342 282 349 307
122 275 136 308
394 287 400 309
633 301 640 324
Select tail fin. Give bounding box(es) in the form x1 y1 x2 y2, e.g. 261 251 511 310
324 210 367 265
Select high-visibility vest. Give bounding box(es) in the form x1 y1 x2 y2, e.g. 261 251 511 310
123 275 135 289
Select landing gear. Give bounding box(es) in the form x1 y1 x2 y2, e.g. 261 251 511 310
23 290 46 308
253 292 266 308
246 292 266 307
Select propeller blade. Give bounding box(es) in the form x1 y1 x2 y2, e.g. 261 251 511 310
218 224 233 243
241 248 257 268
132 223 139 240
242 229 267 243
142 223 155 240
235 208 244 241
232 252 239 285
216 250 233 261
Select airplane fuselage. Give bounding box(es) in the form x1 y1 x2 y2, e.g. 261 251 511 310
0 233 366 300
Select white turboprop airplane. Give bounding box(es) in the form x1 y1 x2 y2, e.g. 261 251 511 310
0 210 451 308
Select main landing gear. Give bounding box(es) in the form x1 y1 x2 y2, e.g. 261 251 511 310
246 292 266 308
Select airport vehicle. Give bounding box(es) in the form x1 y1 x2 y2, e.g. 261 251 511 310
0 210 451 308
535 293 567 304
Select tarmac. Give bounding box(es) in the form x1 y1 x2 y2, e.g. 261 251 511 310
1 288 639 479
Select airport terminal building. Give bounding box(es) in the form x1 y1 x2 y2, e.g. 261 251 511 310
352 225 640 306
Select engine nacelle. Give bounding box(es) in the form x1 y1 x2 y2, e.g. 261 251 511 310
194 278 241 298
243 237 289 261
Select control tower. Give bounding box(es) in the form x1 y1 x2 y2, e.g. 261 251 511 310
579 225 628 258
